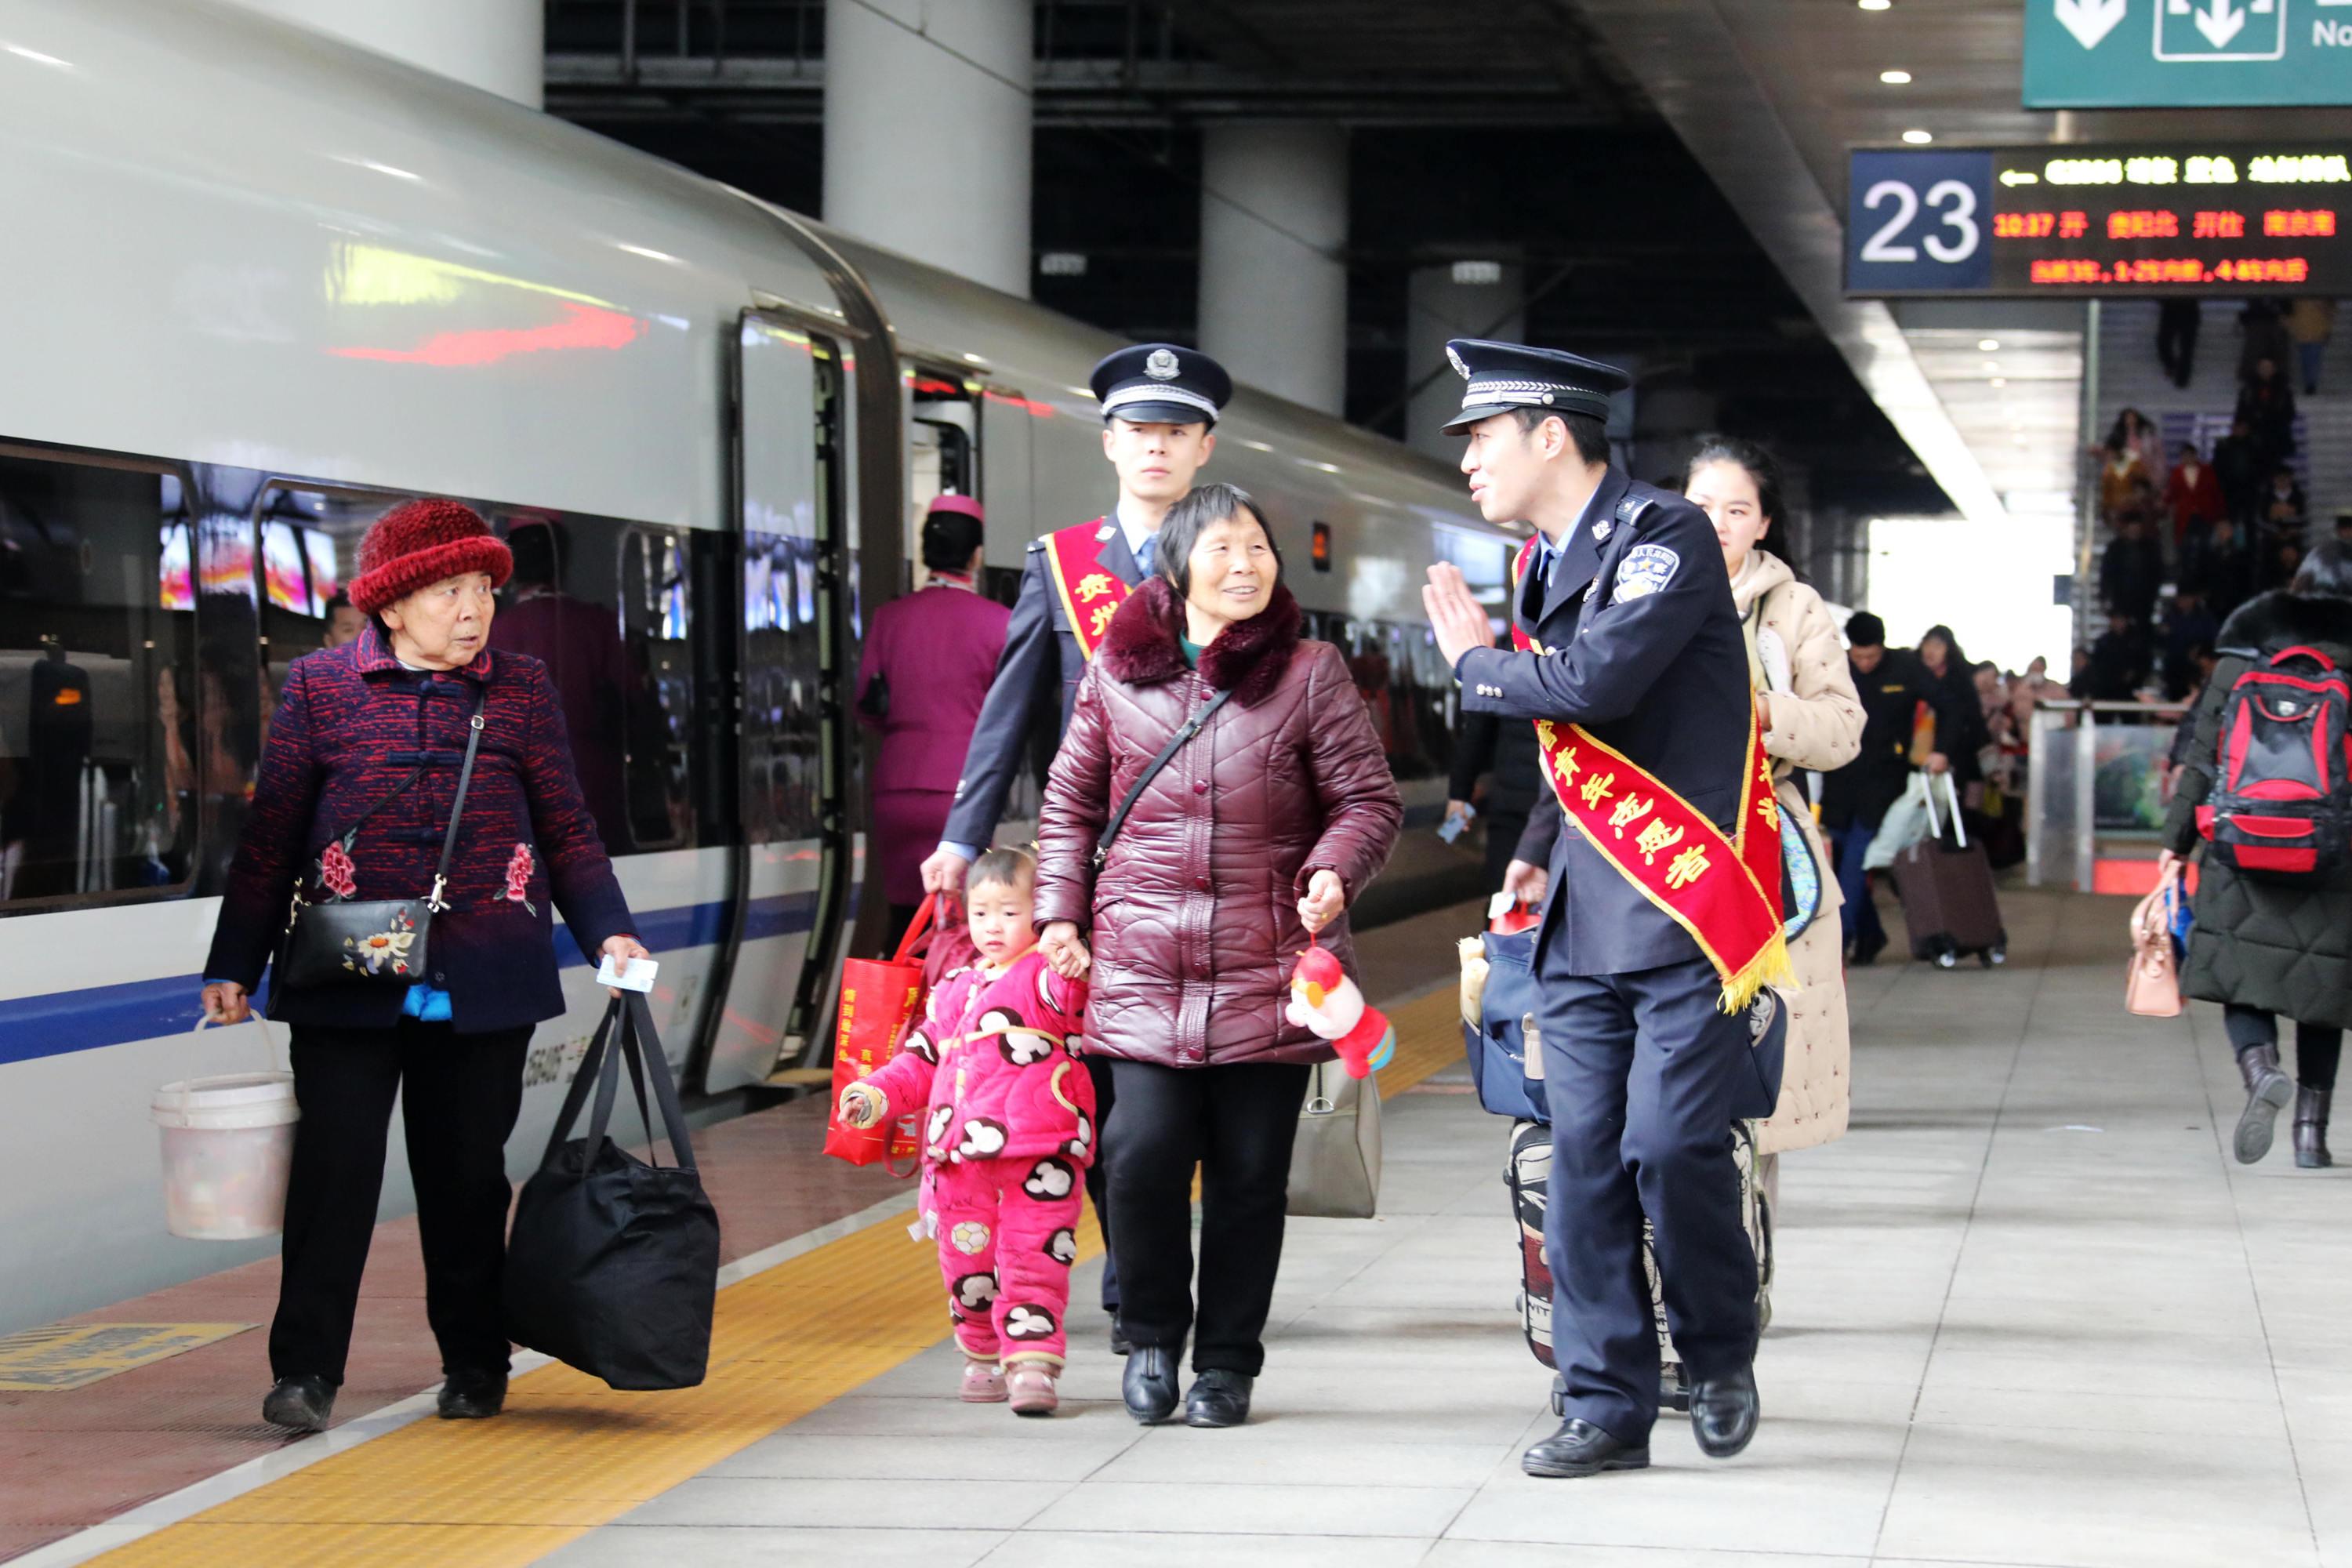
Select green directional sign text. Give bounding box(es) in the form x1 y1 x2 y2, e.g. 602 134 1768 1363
2026 0 2352 107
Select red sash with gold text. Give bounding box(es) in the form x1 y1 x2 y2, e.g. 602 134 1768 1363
1044 520 1134 662
1508 537 1789 1011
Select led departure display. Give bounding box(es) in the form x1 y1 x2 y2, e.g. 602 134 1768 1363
1845 143 2352 297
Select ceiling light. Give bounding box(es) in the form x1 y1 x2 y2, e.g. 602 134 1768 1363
1452 260 1504 285
1859 0 1891 9
1902 129 1934 144
1881 70 1912 84
1991 377 2008 387
1979 339 2001 351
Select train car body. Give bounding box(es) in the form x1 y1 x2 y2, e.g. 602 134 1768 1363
0 0 1512 1330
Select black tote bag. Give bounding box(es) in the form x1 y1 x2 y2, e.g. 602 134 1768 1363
503 993 720 1390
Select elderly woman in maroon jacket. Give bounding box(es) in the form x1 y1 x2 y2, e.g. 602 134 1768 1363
200 499 648 1436
1035 481 1401 1430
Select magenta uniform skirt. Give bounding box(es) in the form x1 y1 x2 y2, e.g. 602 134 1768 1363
871 788 957 907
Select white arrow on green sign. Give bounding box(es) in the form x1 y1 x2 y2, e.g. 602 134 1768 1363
2026 0 2352 107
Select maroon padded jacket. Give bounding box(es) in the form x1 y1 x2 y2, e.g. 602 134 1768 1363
1033 578 1403 1069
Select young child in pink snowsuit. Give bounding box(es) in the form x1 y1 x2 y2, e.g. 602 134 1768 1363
840 848 1094 1415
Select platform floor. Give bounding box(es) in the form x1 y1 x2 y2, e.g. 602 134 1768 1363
14 887 2352 1568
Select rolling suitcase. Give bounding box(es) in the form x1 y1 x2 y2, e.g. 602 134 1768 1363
1889 772 2007 969
1509 1116 1773 1417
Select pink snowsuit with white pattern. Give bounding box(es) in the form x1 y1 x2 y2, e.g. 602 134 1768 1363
862 948 1094 1366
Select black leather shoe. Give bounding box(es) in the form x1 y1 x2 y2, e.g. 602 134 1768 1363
1689 1366 1759 1459
1109 1319 1133 1356
261 1374 335 1432
1122 1346 1180 1425
1183 1369 1254 1428
1521 1417 1648 1478
437 1368 508 1421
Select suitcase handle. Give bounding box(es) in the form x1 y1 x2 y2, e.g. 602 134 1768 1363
1920 768 1969 850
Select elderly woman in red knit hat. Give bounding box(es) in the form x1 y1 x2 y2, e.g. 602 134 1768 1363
200 499 649 1434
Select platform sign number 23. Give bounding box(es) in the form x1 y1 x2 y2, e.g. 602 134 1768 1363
1845 149 1996 296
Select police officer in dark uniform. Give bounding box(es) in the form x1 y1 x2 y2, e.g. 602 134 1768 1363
1424 340 1769 1477
920 342 1233 1351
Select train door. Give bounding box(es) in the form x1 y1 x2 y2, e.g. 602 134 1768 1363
707 310 851 1092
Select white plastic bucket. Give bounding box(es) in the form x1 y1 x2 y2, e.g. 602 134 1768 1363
153 1021 298 1240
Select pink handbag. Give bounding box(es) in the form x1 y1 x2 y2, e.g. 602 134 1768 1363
2126 874 2183 1018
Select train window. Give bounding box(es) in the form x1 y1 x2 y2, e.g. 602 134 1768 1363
908 368 979 589
0 448 201 909
482 514 704 856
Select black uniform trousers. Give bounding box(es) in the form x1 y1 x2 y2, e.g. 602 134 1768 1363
270 1018 530 1385
1539 953 1759 1443
1103 1058 1308 1377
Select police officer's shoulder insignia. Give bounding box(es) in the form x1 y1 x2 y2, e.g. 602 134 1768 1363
1613 542 1680 601
1145 348 1181 380
1095 524 1116 542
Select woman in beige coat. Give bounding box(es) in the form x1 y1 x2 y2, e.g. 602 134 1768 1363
1685 437 1864 1205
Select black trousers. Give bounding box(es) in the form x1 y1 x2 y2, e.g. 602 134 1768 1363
1085 1054 1120 1311
1540 955 1759 1443
1105 1058 1308 1376
270 1018 530 1385
2224 1004 2343 1090
2158 299 2201 388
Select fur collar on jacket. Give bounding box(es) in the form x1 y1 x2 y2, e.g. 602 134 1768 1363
1099 576 1303 706
2216 590 2352 657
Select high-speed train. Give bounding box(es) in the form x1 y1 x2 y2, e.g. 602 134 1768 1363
0 0 1518 1330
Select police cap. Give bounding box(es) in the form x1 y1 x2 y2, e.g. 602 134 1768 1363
1440 338 1630 435
1091 343 1232 427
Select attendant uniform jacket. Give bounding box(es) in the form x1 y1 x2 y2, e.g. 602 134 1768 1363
1454 470 1751 978
204 624 637 1033
2165 590 2352 1029
1821 650 1936 833
942 520 1142 849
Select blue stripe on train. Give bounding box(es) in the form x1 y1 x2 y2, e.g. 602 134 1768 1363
0 891 821 1067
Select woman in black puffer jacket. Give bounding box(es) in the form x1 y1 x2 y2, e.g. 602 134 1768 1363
2161 543 2352 1170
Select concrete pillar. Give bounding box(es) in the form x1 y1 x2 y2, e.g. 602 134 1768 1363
1405 259 1525 463
822 0 1033 299
230 0 542 107
1198 125 1348 416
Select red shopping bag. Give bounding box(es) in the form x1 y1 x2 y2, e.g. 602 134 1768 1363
898 893 979 1051
821 898 935 1172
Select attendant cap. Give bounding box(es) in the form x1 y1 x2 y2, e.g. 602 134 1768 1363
1440 339 1630 435
1090 343 1232 427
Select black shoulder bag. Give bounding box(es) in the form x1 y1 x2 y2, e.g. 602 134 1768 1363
1093 687 1234 869
276 688 488 990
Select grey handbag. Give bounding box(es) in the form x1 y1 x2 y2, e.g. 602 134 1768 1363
1286 1057 1384 1219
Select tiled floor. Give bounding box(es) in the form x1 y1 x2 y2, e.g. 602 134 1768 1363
539 887 2350 1568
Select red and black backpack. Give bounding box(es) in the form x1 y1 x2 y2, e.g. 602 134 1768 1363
2198 644 2352 881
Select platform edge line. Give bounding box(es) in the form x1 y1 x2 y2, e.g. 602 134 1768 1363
5 1188 922 1568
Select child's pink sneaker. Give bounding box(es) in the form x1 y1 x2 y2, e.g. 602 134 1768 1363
960 1359 1007 1403
1006 1361 1059 1417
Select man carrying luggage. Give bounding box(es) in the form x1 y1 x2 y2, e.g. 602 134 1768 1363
1424 339 1780 1478
920 343 1232 1353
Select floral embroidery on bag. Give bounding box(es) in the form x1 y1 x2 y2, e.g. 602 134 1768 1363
503 842 536 915
343 907 418 976
317 839 358 901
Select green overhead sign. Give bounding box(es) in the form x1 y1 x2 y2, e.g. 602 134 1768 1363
2025 0 2352 107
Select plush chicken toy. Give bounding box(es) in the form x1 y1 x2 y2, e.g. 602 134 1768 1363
1286 942 1396 1079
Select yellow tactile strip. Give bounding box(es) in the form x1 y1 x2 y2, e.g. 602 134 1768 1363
0 1323 254 1392
90 985 1465 1568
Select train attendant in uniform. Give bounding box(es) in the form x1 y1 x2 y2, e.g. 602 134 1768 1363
1032 482 1402 1428
855 495 1011 946
200 499 649 1434
1422 341 1784 1479
919 343 1234 1352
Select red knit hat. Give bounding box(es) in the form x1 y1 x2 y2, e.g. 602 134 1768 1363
347 499 514 614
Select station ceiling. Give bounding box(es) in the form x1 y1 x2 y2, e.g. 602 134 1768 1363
546 1 1993 517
